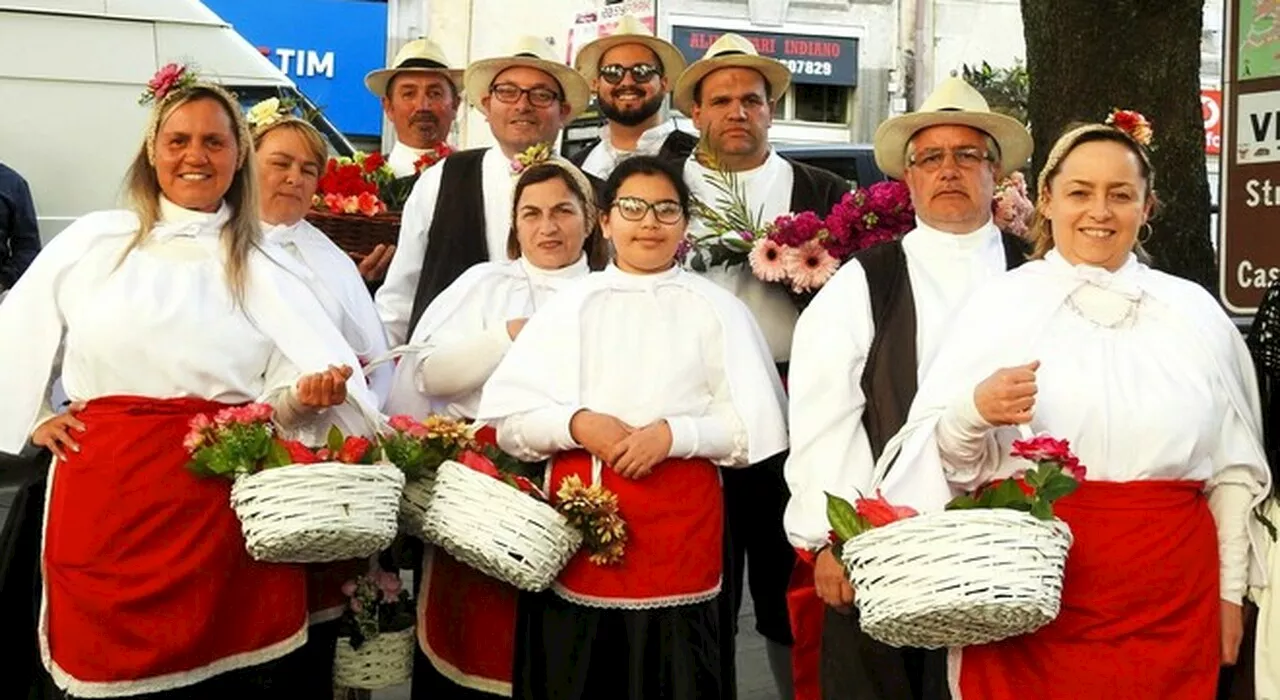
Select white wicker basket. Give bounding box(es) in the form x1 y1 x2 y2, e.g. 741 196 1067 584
421 460 582 591
840 508 1073 649
333 626 415 689
397 471 437 540
231 462 405 563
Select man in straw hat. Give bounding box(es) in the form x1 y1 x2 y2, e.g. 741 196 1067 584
671 31 850 700
783 75 1033 700
569 13 697 179
376 35 590 348
364 37 463 178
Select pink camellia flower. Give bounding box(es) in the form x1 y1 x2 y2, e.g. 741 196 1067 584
341 580 358 598
1060 455 1088 481
323 192 345 214
854 489 919 527
388 414 429 439
1011 435 1075 465
213 406 239 426
748 238 788 283
356 191 384 217
147 63 186 101
340 195 361 215
242 403 274 423
376 570 402 599
349 598 363 614
783 239 840 292
182 428 206 453
456 449 501 478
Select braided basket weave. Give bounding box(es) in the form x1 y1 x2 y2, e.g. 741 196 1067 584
230 462 405 563
397 471 438 540
421 460 582 591
333 626 415 689
840 508 1073 649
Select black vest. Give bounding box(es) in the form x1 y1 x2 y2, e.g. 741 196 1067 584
857 232 1029 460
568 128 700 171
406 148 490 334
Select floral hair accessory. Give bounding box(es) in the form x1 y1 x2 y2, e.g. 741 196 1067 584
245 96 299 133
510 142 554 176
139 63 199 106
1105 108 1153 147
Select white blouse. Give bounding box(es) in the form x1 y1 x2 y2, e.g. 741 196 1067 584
376 147 515 346
579 120 683 180
0 198 378 452
383 255 590 420
684 150 799 362
476 265 788 468
783 220 1008 550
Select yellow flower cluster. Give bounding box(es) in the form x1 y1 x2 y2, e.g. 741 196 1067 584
421 415 479 449
556 474 627 566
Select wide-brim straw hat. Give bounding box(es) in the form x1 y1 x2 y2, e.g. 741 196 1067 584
463 36 592 122
873 76 1033 179
364 38 463 97
573 14 687 84
671 32 791 117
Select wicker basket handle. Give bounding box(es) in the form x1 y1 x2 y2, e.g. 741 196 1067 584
360 342 430 376
543 453 606 497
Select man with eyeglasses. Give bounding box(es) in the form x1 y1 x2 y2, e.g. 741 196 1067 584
376 35 590 348
569 14 698 180
783 77 1034 700
364 38 463 178
670 32 850 700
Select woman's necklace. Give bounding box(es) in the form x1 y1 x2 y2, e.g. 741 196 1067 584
1064 288 1141 329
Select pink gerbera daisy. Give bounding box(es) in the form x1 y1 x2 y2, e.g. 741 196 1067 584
748 238 789 283
784 239 840 292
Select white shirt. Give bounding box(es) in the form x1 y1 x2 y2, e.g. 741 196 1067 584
476 265 788 467
579 120 682 180
684 150 798 362
783 219 1008 549
383 255 590 420
387 140 429 178
0 198 379 452
376 147 515 345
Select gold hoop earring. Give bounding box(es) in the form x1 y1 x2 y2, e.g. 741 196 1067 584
1138 222 1153 245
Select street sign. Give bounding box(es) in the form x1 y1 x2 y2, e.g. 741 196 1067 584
1219 0 1280 313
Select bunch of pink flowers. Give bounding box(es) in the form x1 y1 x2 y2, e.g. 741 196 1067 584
992 172 1035 240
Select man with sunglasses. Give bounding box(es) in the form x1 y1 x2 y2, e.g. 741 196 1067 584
377 35 590 348
569 14 698 180
784 77 1034 700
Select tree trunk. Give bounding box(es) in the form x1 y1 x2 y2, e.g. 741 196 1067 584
1021 0 1214 288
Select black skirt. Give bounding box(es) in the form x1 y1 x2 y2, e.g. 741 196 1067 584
1 450 52 699
514 590 725 700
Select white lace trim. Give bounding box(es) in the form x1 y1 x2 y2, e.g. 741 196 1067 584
417 547 515 696
550 577 722 610
39 457 309 697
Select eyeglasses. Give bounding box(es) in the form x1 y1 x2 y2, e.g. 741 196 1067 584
489 83 562 108
611 196 684 224
907 147 993 173
598 63 662 85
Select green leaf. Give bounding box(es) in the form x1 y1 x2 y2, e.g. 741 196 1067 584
825 493 865 542
265 439 293 469
1036 473 1080 504
1022 467 1046 489
945 493 979 510
986 479 1031 509
327 425 344 454
1030 498 1054 521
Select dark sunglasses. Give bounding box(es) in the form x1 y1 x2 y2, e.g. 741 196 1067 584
598 63 662 85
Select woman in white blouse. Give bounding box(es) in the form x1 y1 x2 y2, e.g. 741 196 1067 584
477 155 788 700
392 158 606 699
877 122 1270 699
0 79 377 698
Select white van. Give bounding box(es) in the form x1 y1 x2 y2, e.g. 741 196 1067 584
0 0 353 239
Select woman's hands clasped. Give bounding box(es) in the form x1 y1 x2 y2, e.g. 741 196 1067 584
568 410 672 480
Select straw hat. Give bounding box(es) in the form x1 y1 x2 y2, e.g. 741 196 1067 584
671 33 791 116
463 36 592 121
364 38 463 97
873 76 1032 179
573 14 687 84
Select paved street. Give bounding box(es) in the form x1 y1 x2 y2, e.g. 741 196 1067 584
0 486 784 700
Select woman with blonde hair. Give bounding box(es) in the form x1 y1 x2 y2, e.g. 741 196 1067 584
0 65 378 697
876 115 1270 699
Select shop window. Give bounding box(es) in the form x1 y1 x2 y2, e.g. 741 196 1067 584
792 84 849 124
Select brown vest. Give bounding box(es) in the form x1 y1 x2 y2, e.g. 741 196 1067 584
858 232 1029 460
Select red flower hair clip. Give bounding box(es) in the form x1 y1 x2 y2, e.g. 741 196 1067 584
139 62 200 106
1105 108 1154 147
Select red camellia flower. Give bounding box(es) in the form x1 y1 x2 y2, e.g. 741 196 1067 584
1011 435 1074 465
456 449 500 478
279 439 319 464
338 436 373 464
362 151 385 174
854 489 919 527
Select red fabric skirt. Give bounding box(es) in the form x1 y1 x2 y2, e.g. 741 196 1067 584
787 549 823 700
957 480 1219 700
418 422 518 694
550 449 723 606
43 396 307 686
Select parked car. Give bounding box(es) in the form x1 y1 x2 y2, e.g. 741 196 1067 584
774 142 886 190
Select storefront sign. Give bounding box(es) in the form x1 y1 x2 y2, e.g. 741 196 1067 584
1203 89 1222 155
670 26 857 87
566 0 656 67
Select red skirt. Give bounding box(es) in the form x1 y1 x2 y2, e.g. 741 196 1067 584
419 422 519 694
42 396 307 693
787 549 823 700
550 449 723 607
957 480 1219 700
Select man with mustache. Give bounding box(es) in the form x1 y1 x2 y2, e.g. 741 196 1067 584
568 14 697 179
672 33 848 700
364 38 462 178
783 77 1033 700
376 36 589 347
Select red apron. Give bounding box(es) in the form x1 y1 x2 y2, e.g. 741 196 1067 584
43 396 307 690
549 449 723 607
419 423 519 695
957 480 1219 700
787 548 823 700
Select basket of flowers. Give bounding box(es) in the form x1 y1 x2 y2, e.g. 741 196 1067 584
333 568 416 689
378 414 485 541
306 144 452 257
829 434 1082 649
183 402 405 563
421 451 627 592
